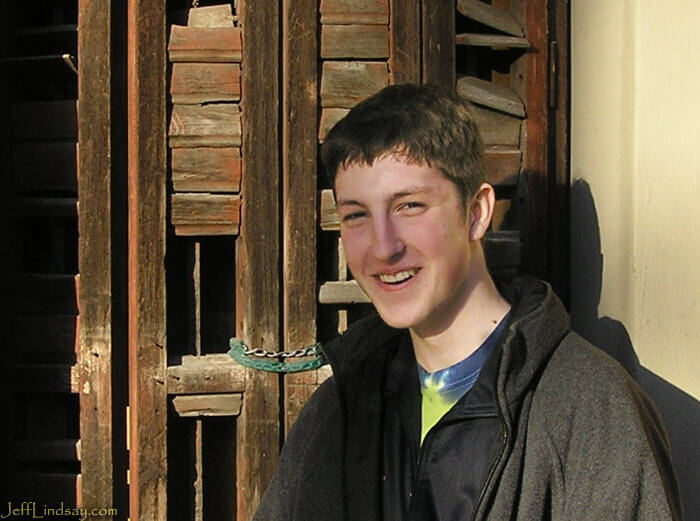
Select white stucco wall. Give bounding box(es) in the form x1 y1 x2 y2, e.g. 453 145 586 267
571 0 700 400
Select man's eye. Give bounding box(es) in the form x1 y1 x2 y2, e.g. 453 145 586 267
398 202 425 213
342 212 366 222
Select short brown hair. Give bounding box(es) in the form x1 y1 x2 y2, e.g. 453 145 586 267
321 83 485 204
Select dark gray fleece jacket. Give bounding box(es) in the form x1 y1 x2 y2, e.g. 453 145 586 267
253 277 683 521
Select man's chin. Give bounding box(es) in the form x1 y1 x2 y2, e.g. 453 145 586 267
374 307 417 330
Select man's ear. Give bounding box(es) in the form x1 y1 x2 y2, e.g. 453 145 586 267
468 183 495 242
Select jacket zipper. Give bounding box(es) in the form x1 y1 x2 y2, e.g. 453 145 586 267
407 410 502 520
470 411 509 521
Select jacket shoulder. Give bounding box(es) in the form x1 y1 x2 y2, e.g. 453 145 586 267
532 332 664 435
528 333 682 520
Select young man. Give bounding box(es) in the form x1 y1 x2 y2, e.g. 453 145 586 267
253 85 682 521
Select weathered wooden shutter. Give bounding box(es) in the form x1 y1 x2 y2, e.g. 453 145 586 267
0 0 127 515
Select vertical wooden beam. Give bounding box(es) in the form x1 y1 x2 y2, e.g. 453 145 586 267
421 0 455 87
282 0 320 433
390 0 421 83
521 0 550 280
127 0 167 519
548 0 570 302
236 1 281 518
78 0 114 514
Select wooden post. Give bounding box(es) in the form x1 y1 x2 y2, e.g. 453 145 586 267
236 0 281 518
422 0 455 87
127 1 167 519
521 0 550 280
77 0 114 515
549 0 570 302
390 0 421 83
282 0 321 433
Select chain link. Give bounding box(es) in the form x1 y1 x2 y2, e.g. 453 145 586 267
228 338 327 373
243 345 321 359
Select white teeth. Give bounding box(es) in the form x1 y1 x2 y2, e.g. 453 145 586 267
378 269 416 284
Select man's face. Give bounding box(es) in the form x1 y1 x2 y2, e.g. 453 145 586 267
335 156 475 335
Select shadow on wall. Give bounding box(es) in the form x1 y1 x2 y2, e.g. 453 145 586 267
570 180 700 520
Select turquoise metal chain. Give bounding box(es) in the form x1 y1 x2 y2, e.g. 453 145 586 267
228 338 327 373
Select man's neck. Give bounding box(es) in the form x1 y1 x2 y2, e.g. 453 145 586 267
410 275 511 373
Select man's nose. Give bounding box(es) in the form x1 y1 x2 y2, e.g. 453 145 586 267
370 216 405 262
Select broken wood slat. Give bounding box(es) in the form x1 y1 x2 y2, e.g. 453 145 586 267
11 101 78 141
456 33 530 48
13 197 78 217
187 4 235 27
16 472 81 505
171 147 241 192
485 146 521 186
169 104 241 147
320 189 339 231
319 108 349 142
238 0 281 517
336 238 349 332
457 0 524 37
171 193 241 236
319 281 370 304
168 26 242 62
10 314 78 354
457 76 525 117
321 24 389 59
422 0 455 87
14 274 78 314
167 354 246 394
484 230 521 268
283 0 321 424
15 439 81 462
170 63 241 104
12 363 79 393
471 105 522 147
321 61 390 108
390 0 420 84
172 393 243 417
320 0 389 25
13 143 77 193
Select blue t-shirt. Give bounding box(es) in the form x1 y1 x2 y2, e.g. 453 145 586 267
419 312 510 443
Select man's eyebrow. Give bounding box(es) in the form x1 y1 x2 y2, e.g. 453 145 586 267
336 198 363 208
390 185 434 199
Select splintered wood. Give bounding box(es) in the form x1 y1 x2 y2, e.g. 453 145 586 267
167 3 241 236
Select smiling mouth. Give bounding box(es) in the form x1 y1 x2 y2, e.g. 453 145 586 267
377 269 417 285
